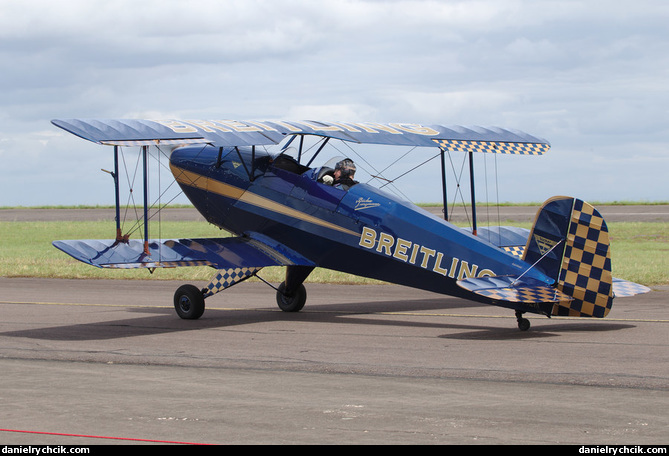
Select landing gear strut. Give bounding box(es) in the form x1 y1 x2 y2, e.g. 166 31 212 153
172 265 314 319
515 310 530 331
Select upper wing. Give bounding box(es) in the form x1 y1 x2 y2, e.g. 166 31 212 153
53 233 314 270
52 118 550 154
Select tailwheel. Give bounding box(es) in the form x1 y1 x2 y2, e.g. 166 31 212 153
515 311 530 331
276 281 307 312
174 284 205 320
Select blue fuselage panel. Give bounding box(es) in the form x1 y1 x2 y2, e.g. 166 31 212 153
170 145 550 301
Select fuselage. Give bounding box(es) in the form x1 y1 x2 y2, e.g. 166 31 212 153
169 145 552 303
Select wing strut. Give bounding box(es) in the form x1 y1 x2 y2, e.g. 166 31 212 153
440 149 448 221
469 151 478 236
103 145 152 248
113 146 122 242
438 148 477 231
436 148 484 235
142 145 150 255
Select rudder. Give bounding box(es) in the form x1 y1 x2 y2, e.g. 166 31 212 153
556 199 613 317
524 197 613 318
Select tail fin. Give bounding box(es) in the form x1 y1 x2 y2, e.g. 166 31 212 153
458 196 650 320
524 197 614 317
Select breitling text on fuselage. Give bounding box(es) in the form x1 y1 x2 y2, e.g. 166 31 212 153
358 226 495 280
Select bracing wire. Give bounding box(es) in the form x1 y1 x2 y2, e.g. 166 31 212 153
365 146 417 184
115 145 189 242
119 147 141 235
337 140 415 203
378 152 440 190
446 150 472 229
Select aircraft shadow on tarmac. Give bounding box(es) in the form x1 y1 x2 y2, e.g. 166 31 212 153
1 296 635 342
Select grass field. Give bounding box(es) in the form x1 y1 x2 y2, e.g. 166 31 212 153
1 219 666 286
0 220 378 284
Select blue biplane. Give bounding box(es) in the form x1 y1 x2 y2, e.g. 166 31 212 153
51 118 649 330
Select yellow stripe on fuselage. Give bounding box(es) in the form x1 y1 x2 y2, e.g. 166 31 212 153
170 164 359 237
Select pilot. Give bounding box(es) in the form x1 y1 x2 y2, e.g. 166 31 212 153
322 158 358 190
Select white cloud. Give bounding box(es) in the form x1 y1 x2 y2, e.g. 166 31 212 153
0 0 667 205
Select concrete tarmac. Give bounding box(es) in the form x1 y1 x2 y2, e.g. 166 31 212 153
0 278 667 445
0 205 667 445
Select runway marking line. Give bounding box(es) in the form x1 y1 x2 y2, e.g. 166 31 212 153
1 300 668 323
0 427 211 445
0 300 170 308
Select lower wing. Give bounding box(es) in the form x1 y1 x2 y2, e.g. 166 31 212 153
53 232 314 270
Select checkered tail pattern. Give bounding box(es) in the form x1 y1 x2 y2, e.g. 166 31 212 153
554 200 614 318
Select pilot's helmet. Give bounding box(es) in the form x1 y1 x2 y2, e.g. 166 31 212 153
335 158 356 177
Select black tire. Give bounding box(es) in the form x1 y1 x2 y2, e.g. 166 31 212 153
174 284 205 320
276 281 307 312
518 317 531 331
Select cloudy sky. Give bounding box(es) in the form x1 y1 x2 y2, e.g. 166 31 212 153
1 0 667 207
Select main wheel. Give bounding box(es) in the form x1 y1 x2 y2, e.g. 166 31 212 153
174 284 205 320
276 281 307 312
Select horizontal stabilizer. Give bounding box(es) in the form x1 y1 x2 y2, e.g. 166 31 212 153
612 278 651 297
512 196 650 318
458 275 572 304
53 236 314 270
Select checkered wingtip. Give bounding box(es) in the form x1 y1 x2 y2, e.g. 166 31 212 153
433 139 549 155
